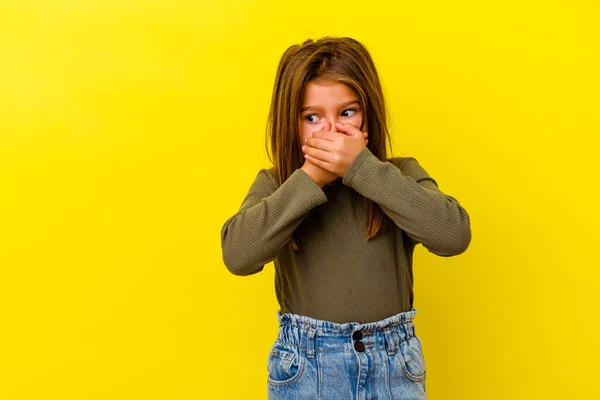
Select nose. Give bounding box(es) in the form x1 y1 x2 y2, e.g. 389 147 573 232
323 119 337 132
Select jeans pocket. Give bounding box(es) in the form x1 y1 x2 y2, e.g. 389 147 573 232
397 336 427 382
266 340 305 387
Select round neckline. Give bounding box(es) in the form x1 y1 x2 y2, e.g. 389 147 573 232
325 177 342 186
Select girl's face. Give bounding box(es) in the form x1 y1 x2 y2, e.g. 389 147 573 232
298 81 366 145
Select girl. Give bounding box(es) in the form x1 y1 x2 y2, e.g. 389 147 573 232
220 37 471 399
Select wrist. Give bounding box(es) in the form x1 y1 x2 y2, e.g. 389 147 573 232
300 166 325 188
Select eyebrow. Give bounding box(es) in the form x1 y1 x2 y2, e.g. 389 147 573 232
300 100 360 113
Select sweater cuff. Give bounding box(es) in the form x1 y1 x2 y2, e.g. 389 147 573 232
342 147 375 187
293 168 328 205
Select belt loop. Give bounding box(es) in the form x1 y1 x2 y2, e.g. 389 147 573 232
401 321 409 341
383 327 397 355
307 326 316 359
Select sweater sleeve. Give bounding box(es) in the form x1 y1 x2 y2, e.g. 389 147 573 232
342 147 471 257
220 168 328 276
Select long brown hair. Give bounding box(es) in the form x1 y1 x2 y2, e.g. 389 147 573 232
265 36 395 251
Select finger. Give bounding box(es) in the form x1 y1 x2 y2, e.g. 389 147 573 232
304 153 334 172
303 145 331 163
311 130 338 140
305 137 335 152
335 122 363 137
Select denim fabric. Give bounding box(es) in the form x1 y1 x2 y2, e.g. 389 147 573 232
266 307 427 399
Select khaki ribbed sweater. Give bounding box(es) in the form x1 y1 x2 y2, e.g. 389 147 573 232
220 147 471 323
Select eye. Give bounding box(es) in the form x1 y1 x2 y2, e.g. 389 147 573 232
305 114 320 123
342 108 357 117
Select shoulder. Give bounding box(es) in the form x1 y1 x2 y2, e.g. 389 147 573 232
387 156 438 186
388 156 415 168
255 166 279 191
387 156 424 176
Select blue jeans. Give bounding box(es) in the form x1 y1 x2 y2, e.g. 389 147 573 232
266 307 427 399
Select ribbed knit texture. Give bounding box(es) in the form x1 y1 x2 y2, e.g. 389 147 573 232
221 147 471 323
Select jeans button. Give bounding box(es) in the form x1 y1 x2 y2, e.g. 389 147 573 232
354 340 365 352
352 330 363 341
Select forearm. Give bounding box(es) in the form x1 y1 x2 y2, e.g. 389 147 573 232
343 149 471 256
221 168 328 275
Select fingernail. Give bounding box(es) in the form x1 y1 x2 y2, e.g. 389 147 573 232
302 145 306 150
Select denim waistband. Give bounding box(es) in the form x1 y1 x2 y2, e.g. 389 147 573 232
274 307 419 357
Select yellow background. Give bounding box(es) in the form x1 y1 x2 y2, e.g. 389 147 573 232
1 0 598 399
